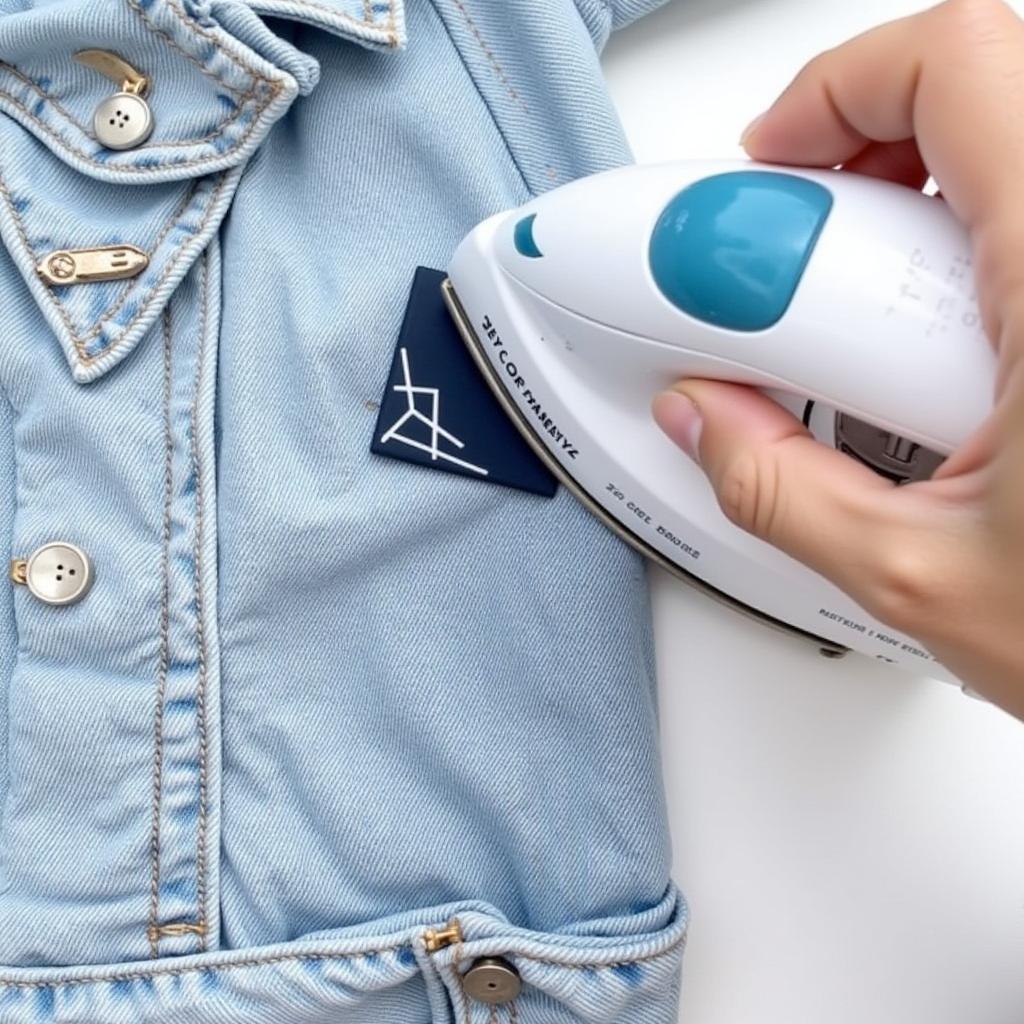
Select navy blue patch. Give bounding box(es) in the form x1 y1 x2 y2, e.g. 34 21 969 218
372 267 558 498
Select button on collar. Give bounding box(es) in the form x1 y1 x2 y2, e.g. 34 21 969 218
93 92 154 150
74 49 154 151
13 542 94 606
463 957 521 1005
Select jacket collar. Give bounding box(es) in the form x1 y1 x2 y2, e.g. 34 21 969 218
247 0 407 50
0 0 406 383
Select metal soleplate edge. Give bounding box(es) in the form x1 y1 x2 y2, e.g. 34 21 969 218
441 277 849 660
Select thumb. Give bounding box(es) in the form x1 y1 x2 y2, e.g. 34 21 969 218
651 380 899 599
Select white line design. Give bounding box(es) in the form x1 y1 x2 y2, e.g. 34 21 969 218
379 348 489 476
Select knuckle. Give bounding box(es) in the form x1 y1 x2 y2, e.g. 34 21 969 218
936 0 1012 45
717 450 785 543
793 49 835 90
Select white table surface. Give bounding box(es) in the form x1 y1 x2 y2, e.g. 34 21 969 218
602 3 1024 1022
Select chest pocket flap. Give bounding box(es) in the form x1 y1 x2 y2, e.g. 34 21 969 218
0 0 315 383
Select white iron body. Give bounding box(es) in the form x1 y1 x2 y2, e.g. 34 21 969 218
444 161 997 681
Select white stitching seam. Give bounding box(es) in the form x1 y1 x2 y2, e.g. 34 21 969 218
191 248 211 951
147 304 176 959
0 60 259 150
0 78 280 176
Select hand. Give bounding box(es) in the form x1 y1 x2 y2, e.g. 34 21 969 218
652 0 1024 716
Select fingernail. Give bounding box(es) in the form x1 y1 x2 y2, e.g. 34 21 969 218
740 111 766 147
652 390 703 464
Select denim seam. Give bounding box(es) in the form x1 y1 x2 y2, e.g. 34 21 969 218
0 173 90 355
191 248 211 950
451 943 470 1024
147 304 175 960
0 946 407 989
437 0 565 188
152 922 206 937
0 936 683 990
133 0 271 90
70 180 202 347
0 76 282 174
521 939 687 970
89 165 218 360
257 0 398 44
279 0 383 30
0 61 259 151
450 0 530 116
428 2 534 198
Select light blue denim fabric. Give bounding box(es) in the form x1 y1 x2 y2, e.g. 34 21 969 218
0 0 687 1020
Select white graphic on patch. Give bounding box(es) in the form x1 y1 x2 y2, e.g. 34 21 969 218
379 347 489 476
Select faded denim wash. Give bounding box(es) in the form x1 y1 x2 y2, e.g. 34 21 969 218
0 0 687 1020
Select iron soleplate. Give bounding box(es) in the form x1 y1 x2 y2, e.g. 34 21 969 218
440 277 848 660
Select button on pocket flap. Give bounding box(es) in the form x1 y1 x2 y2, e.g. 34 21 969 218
0 0 309 382
0 0 307 184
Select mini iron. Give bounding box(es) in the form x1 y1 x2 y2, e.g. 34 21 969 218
442 161 996 681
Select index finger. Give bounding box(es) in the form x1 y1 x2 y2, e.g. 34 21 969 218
744 0 1024 357
744 0 1024 231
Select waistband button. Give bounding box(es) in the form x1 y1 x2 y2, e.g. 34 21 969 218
463 957 521 1004
14 542 94 606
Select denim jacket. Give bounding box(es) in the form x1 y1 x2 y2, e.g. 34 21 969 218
0 1 686 1020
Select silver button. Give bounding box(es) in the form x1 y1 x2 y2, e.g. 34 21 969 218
24 542 93 606
93 92 153 150
463 957 521 1004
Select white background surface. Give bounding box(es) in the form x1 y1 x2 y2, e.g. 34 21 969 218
601 3 1024 1022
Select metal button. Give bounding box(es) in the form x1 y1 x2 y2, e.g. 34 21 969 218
463 957 521 1005
75 49 154 152
22 542 93 606
93 92 153 150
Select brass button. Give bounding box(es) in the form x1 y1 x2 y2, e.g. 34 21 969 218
463 957 521 1004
